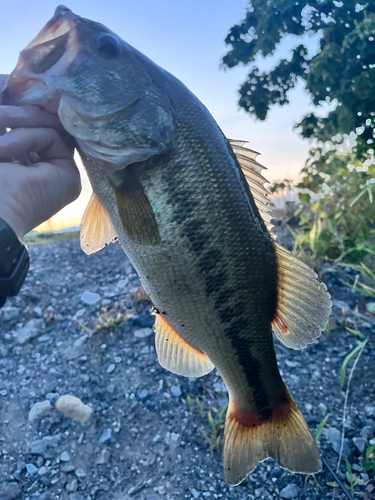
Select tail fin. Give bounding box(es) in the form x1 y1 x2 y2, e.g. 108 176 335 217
223 389 321 486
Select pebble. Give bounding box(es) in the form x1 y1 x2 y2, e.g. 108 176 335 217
14 319 44 345
96 449 110 465
25 463 38 475
324 427 350 456
99 428 112 444
81 291 101 305
0 481 21 499
154 485 166 495
365 405 374 417
366 483 374 494
55 395 92 423
279 483 300 499
28 400 52 422
75 468 86 479
38 466 48 476
61 463 76 473
170 386 182 397
68 494 84 500
107 364 115 373
134 327 153 338
66 478 78 493
1 306 19 321
352 437 366 453
60 451 70 462
138 390 149 399
28 434 61 455
191 489 200 499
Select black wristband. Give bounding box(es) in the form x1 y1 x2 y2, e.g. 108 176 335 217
0 219 30 305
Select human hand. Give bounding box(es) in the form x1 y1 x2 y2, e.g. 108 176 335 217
0 74 81 238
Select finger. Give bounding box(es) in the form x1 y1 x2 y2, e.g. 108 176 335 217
0 104 66 134
0 127 73 162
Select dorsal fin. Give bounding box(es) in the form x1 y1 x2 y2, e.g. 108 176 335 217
80 193 117 255
229 139 331 349
229 139 274 233
154 313 214 378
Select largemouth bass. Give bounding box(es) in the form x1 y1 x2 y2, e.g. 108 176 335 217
3 6 331 486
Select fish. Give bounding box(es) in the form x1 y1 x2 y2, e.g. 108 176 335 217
2 6 331 486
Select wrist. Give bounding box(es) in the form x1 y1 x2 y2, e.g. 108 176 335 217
0 206 26 239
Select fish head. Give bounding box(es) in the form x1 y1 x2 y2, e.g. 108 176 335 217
2 5 174 169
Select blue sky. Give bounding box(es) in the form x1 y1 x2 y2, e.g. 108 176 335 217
0 0 322 228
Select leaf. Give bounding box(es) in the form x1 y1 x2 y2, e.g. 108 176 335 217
315 413 331 443
340 340 368 387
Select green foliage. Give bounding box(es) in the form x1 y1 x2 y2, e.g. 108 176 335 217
345 457 358 496
199 403 228 453
340 339 368 387
315 413 331 443
271 152 375 276
363 439 375 472
222 1 375 162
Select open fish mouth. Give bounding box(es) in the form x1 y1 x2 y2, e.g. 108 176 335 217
1 6 80 110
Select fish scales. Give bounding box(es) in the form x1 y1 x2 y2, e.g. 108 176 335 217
3 5 331 485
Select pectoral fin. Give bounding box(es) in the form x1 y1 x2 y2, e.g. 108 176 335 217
154 313 214 378
111 174 160 246
80 193 117 255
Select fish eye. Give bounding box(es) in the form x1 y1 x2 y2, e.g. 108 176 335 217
96 34 120 58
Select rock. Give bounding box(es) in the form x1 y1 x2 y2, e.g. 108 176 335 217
133 327 153 338
55 395 92 423
191 489 200 499
95 449 110 465
128 313 154 328
366 483 374 494
107 364 115 373
99 428 112 444
66 479 78 493
154 485 165 495
25 463 38 475
365 405 374 417
28 434 61 455
60 451 70 462
0 481 21 500
68 494 84 500
38 466 48 476
61 464 76 473
352 437 366 453
14 319 44 345
279 484 300 499
361 425 374 439
170 385 182 397
1 306 19 322
75 468 86 479
28 400 52 422
138 390 149 399
324 427 351 457
81 291 100 305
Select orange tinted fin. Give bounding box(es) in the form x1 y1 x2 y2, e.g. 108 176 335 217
223 389 321 486
154 314 214 378
272 244 331 349
80 193 117 255
111 175 161 246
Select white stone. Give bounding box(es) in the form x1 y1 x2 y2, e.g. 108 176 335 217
81 291 100 305
55 395 92 423
28 400 52 422
133 327 153 338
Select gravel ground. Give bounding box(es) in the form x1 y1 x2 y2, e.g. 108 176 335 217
0 236 374 500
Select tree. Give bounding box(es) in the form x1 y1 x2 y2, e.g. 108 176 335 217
222 1 375 161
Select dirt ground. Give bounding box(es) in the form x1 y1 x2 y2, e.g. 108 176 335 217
0 236 374 500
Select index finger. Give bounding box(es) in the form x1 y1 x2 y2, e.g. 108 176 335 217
0 104 66 134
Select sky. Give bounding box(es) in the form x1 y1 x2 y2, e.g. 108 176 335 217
0 0 322 231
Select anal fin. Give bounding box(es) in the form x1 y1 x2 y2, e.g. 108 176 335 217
154 314 214 378
80 193 117 255
223 388 322 486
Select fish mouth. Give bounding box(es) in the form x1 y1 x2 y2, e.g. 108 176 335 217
1 6 80 110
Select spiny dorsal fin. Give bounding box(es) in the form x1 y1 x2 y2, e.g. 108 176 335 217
80 193 117 255
154 313 214 378
272 244 331 349
229 139 274 232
